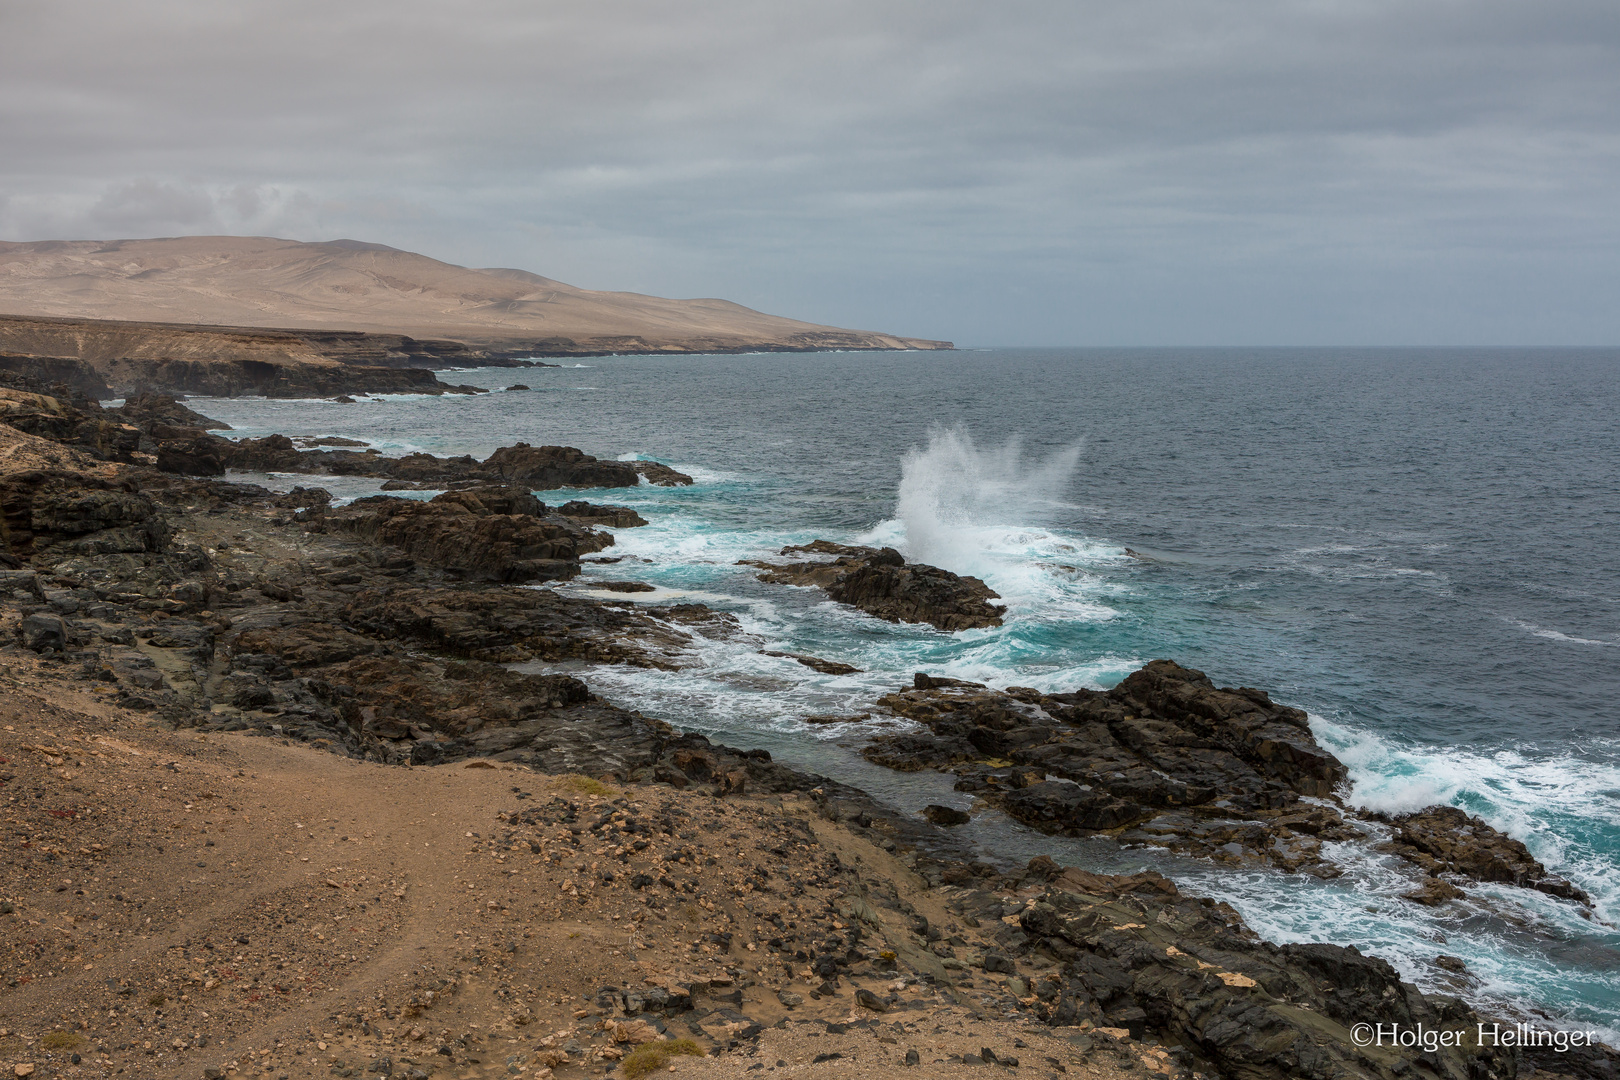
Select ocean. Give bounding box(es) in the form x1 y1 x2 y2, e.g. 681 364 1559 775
195 346 1620 1038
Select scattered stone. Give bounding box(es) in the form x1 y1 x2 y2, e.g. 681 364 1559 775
922 804 971 827
761 650 861 675
1402 876 1466 906
855 988 889 1012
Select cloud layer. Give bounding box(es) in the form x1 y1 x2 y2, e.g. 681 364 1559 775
3 0 1618 344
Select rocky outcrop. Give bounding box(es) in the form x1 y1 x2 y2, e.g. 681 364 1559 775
0 469 169 561
861 662 1359 874
746 540 1004 631
480 444 646 489
338 585 701 667
322 486 614 582
554 500 649 527
1001 865 1517 1080
111 391 232 430
0 378 142 463
1379 804 1590 903
218 435 693 489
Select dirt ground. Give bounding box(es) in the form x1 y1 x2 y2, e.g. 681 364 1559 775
0 649 1145 1080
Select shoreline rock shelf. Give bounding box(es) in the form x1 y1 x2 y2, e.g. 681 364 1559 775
857 664 1591 905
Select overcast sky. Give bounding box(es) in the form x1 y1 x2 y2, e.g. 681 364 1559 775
3 0 1618 345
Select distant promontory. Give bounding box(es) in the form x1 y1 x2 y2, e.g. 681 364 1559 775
0 236 950 397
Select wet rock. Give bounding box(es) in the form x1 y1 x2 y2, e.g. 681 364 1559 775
555 500 649 527
761 650 860 675
862 660 1365 874
746 540 1004 631
1401 876 1466 906
922 804 972 827
1012 866 1519 1080
481 444 643 488
1382 804 1592 903
218 437 690 489
630 460 695 487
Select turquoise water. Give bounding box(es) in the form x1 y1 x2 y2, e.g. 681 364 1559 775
198 347 1620 1036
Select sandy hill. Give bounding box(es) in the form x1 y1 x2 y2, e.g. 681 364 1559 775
0 236 948 353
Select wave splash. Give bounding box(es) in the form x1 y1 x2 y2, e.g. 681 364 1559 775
879 426 1084 581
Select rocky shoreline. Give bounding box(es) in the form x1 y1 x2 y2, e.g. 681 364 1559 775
0 309 951 402
0 369 1612 1080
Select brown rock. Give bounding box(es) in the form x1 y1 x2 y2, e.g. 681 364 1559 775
1386 805 1590 903
749 541 1003 631
1401 876 1466 906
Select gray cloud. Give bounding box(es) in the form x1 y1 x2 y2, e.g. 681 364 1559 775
2 0 1617 343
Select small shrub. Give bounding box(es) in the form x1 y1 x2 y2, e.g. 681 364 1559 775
42 1030 83 1050
622 1038 704 1080
560 775 614 797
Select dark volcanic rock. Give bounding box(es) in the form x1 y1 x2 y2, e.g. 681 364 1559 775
323 486 612 582
111 391 232 430
0 470 170 560
1011 865 1517 1080
337 585 699 667
761 650 861 675
1401 876 1466 906
555 500 649 527
481 444 645 488
1383 804 1591 903
921 804 971 826
219 437 692 489
862 660 1361 872
747 540 1004 631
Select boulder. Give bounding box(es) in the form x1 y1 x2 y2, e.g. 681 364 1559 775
1401 877 1466 906
20 612 67 652
747 540 1004 631
555 500 649 527
922 804 972 826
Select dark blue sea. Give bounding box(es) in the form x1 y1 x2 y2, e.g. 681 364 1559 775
197 347 1620 1036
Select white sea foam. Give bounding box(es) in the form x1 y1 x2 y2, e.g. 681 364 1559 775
1312 713 1620 922
1502 617 1616 646
885 426 1083 577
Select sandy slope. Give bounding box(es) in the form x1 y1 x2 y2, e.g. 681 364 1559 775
0 652 1132 1080
0 238 947 352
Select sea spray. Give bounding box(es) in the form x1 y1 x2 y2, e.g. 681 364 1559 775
880 426 1084 579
